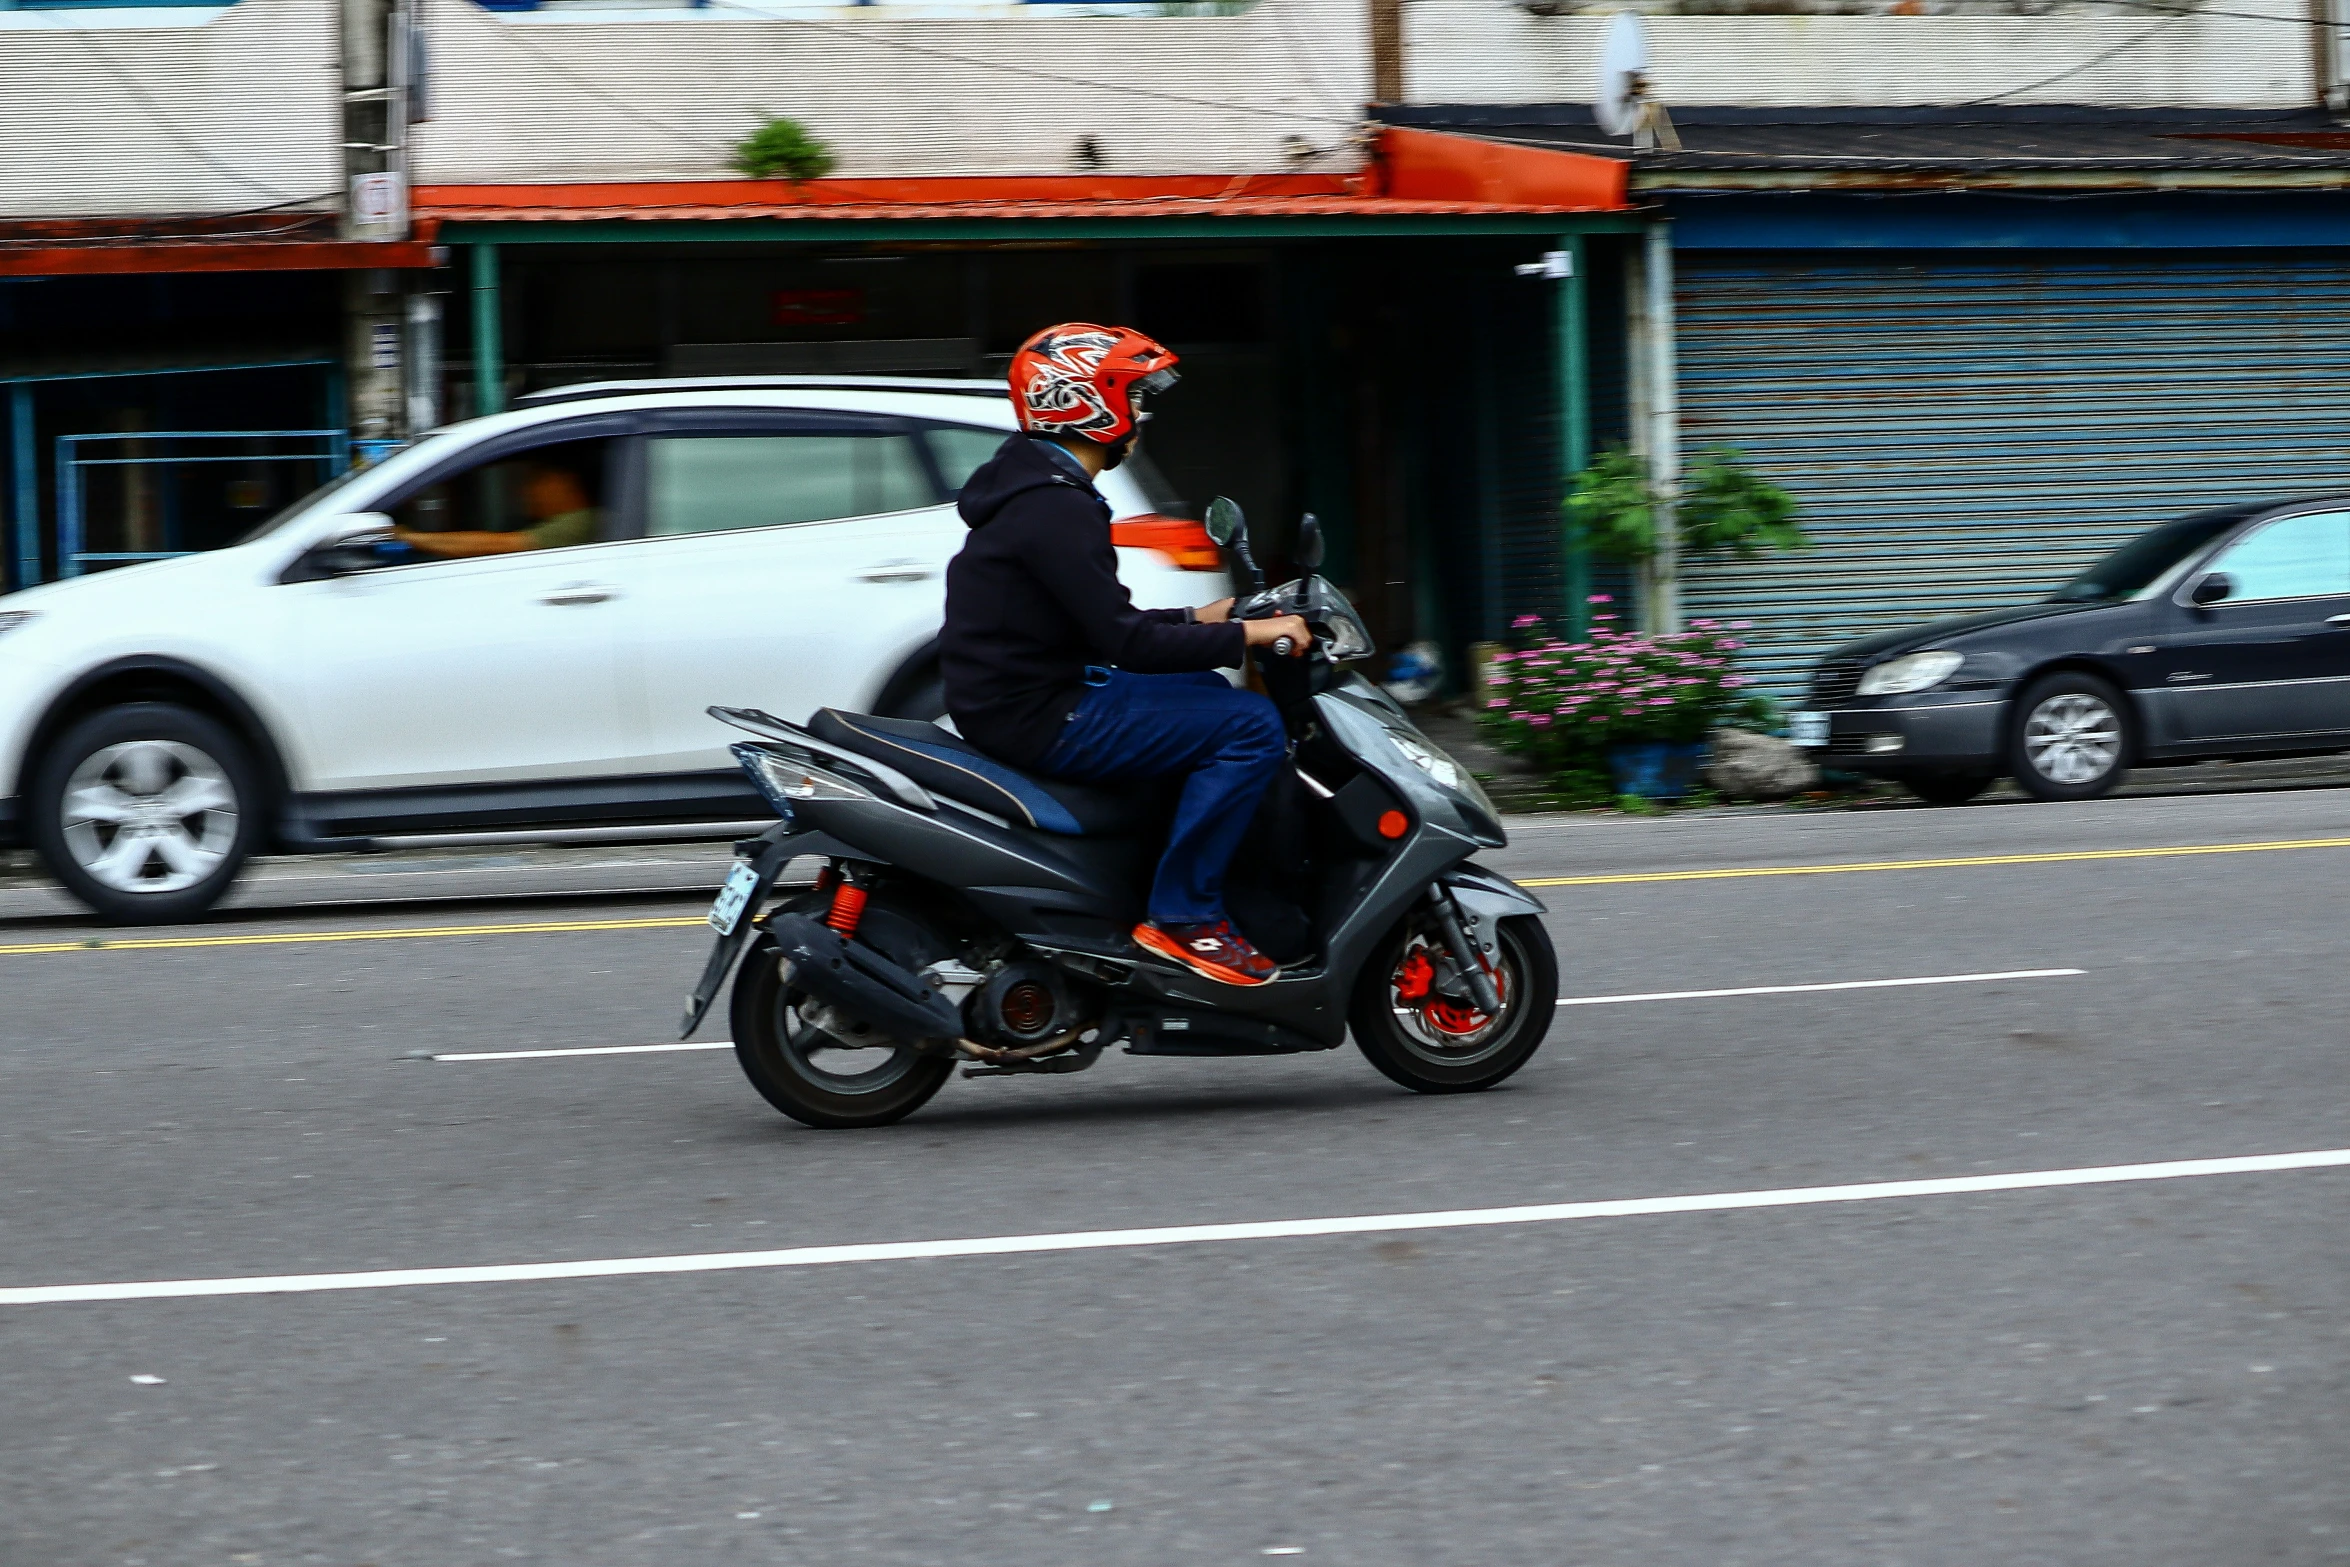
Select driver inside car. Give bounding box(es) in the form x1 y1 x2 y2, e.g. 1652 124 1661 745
940 323 1312 987
394 454 600 558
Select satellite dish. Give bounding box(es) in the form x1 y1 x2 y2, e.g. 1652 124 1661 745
1595 11 1680 150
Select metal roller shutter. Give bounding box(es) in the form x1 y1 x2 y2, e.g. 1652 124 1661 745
1674 254 2350 696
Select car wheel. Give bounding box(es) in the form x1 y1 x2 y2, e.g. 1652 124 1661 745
2008 673 2131 802
28 703 260 923
1906 772 1995 806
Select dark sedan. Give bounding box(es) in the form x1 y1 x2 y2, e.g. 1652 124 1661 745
1791 497 2350 803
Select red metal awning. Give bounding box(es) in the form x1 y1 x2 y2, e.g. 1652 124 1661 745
0 213 441 278
417 128 1630 226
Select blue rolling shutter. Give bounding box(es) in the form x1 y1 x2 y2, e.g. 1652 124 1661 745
1674 254 2350 696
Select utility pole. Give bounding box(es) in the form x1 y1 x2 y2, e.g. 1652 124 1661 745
341 0 414 453
1369 0 1403 104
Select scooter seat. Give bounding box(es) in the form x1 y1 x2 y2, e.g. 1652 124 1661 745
808 709 1167 837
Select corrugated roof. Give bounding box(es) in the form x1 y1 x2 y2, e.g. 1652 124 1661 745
1379 106 2350 186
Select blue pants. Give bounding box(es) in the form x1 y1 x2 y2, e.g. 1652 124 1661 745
1039 669 1286 926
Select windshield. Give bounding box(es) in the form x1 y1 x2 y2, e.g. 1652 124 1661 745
232 460 384 546
2048 508 2251 603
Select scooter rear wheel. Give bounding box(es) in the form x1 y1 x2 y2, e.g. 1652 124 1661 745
731 925 955 1130
1348 914 1557 1094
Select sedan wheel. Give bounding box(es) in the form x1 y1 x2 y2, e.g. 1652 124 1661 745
30 704 260 923
2009 673 2131 801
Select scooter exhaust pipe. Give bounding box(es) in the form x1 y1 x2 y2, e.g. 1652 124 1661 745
767 912 963 1043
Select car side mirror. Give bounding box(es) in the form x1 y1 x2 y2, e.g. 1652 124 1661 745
285 513 402 583
2189 571 2235 607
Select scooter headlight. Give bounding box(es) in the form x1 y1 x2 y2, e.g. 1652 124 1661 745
1386 730 1501 825
1389 732 1460 790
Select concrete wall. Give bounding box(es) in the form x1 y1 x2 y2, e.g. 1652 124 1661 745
1407 0 2318 108
408 0 1368 182
0 2 340 218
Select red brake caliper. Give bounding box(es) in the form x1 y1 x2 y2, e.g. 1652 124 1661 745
1394 945 1501 1037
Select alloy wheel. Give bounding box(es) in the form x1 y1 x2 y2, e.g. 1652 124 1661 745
2022 693 2121 786
58 740 241 895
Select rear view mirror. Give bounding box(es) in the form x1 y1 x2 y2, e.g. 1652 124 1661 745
1294 512 1326 573
2189 571 2234 606
1204 496 1243 547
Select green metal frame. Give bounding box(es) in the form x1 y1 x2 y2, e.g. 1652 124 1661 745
1555 232 1592 640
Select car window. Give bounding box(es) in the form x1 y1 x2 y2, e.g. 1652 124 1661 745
924 425 1012 497
2204 511 2350 602
387 436 613 558
2048 507 2250 603
648 432 934 536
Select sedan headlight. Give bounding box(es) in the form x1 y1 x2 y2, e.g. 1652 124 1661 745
0 610 32 639
1858 650 1964 696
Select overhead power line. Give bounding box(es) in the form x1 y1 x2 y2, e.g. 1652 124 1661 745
32 14 309 203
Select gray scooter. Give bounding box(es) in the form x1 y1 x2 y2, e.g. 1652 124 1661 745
677 503 1559 1128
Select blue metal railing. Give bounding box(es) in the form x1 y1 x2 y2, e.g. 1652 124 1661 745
55 429 350 578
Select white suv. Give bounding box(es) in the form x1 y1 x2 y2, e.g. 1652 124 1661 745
0 378 1226 923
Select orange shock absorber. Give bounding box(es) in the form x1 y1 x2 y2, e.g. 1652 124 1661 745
824 881 868 937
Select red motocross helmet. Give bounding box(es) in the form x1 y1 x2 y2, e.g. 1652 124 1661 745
1008 323 1180 447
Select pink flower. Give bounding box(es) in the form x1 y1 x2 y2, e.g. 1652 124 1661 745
1729 620 1753 630
1530 714 1552 727
1724 676 1746 687
1512 614 1542 629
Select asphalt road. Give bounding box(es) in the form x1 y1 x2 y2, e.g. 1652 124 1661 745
4 790 2347 1565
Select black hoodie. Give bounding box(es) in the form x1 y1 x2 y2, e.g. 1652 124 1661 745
940 435 1245 768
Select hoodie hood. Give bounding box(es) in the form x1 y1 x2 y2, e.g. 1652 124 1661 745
956 434 1105 530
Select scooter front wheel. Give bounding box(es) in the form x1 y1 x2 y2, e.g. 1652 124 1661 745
731 931 955 1129
1348 914 1558 1094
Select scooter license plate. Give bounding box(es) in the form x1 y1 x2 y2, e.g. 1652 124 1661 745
1788 710 1831 748
707 862 760 935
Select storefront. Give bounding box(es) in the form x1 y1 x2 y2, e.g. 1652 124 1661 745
0 218 435 592
420 129 1641 669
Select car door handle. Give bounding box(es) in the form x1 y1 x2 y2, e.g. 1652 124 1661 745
856 561 935 584
540 585 616 606
2327 614 2350 626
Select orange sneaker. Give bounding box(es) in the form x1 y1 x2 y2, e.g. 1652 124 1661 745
1132 919 1278 986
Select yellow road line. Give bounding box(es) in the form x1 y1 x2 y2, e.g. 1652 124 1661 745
0 915 705 957
1521 835 2350 887
8 833 2349 955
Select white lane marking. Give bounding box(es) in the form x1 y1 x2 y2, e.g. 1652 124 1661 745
6 1146 2342 1308
433 1041 732 1062
443 971 2087 1062
1554 968 2084 1007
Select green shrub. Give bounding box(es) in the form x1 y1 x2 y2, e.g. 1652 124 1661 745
732 117 836 182
1567 443 1804 565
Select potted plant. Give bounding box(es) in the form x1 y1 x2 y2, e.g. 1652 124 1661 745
1479 603 1763 803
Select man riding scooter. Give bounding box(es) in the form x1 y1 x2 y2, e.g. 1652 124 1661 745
938 323 1312 987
